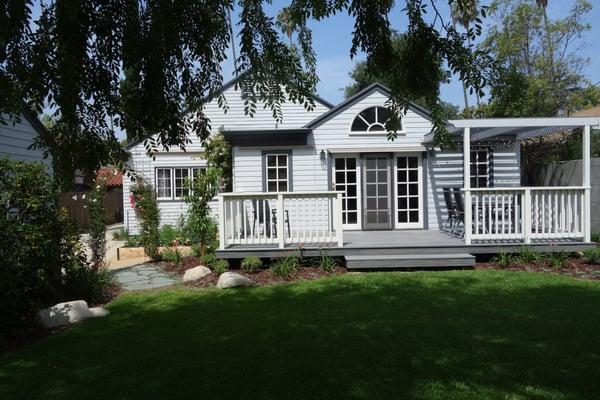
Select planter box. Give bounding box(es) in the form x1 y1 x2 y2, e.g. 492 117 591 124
117 246 194 260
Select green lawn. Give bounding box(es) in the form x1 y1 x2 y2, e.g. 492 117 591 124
1 270 599 400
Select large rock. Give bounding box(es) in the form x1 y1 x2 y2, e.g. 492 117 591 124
216 272 255 289
37 300 109 328
182 265 211 282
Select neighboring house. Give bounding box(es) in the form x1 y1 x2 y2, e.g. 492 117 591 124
0 108 51 168
96 167 123 193
124 76 599 268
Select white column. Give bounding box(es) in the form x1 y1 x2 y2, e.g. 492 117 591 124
218 196 226 250
277 193 285 248
463 127 472 244
523 189 531 244
335 192 344 247
583 125 591 242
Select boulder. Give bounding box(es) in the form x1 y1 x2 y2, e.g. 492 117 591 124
37 300 109 328
216 272 255 289
182 265 212 282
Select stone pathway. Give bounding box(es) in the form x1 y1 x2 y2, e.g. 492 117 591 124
112 263 181 291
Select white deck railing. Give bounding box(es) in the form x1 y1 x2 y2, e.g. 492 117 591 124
218 191 344 249
466 187 587 243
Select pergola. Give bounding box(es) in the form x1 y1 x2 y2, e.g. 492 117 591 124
449 117 600 244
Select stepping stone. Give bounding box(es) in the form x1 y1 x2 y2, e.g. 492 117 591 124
113 263 180 291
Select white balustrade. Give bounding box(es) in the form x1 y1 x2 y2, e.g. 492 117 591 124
468 187 587 243
218 191 343 249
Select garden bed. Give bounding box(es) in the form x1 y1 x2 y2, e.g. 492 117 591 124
476 256 600 280
162 255 347 287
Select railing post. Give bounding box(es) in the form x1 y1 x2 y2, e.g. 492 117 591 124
523 189 531 244
218 195 226 250
583 125 591 242
463 127 472 245
277 193 285 249
335 192 344 247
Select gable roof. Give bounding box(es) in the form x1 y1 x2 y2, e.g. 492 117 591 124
20 104 50 139
303 82 434 129
124 74 334 150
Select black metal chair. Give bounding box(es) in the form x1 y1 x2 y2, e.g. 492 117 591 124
442 187 457 233
452 187 465 236
251 200 291 238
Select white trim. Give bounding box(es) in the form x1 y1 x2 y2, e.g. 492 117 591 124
264 152 290 192
348 105 406 135
332 154 362 230
393 153 423 229
327 146 426 153
155 168 173 200
449 117 600 129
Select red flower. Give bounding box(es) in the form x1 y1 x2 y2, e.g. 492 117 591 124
129 193 135 208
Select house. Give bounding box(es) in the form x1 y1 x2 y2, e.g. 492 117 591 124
0 107 51 168
123 76 598 268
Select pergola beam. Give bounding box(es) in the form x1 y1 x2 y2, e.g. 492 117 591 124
449 117 600 129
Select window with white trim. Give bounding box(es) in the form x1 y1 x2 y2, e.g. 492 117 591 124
155 167 206 200
174 168 190 199
156 168 172 199
470 148 491 188
265 153 289 192
351 106 397 132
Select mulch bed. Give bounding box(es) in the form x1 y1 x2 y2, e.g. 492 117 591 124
476 257 600 280
163 256 347 288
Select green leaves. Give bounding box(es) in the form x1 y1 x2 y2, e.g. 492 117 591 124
2 0 494 164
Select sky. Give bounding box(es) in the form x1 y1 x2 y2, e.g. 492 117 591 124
220 0 600 107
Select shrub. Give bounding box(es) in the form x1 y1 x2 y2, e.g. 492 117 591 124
62 262 116 305
492 252 515 268
184 167 220 255
162 247 184 269
0 159 113 349
583 248 600 264
213 259 229 274
545 252 570 268
191 243 202 257
125 234 141 247
516 247 539 264
130 182 161 260
159 224 185 246
319 253 337 273
112 227 129 241
201 253 217 267
241 256 262 273
271 254 300 277
592 232 600 244
88 177 107 269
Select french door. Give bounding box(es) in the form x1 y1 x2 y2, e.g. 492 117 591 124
333 156 362 230
394 153 423 229
363 154 392 230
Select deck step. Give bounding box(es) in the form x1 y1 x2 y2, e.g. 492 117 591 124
345 253 475 269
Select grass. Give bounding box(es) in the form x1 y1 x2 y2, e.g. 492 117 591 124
1 270 600 400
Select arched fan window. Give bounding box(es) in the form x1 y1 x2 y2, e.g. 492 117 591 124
351 106 397 132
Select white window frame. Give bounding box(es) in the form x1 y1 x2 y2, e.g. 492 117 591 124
332 154 362 230
471 147 491 188
349 106 404 136
156 168 173 200
174 168 190 199
393 153 423 229
265 153 290 192
155 166 206 200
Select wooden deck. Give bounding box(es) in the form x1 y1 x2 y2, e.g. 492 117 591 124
216 229 594 260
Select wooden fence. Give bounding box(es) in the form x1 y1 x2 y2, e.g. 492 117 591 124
60 190 123 228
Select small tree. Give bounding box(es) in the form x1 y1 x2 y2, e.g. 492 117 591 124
185 168 220 256
184 133 231 254
130 182 161 260
87 176 107 269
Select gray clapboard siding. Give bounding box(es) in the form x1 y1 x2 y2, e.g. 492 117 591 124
426 143 521 230
125 85 330 234
0 115 49 165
